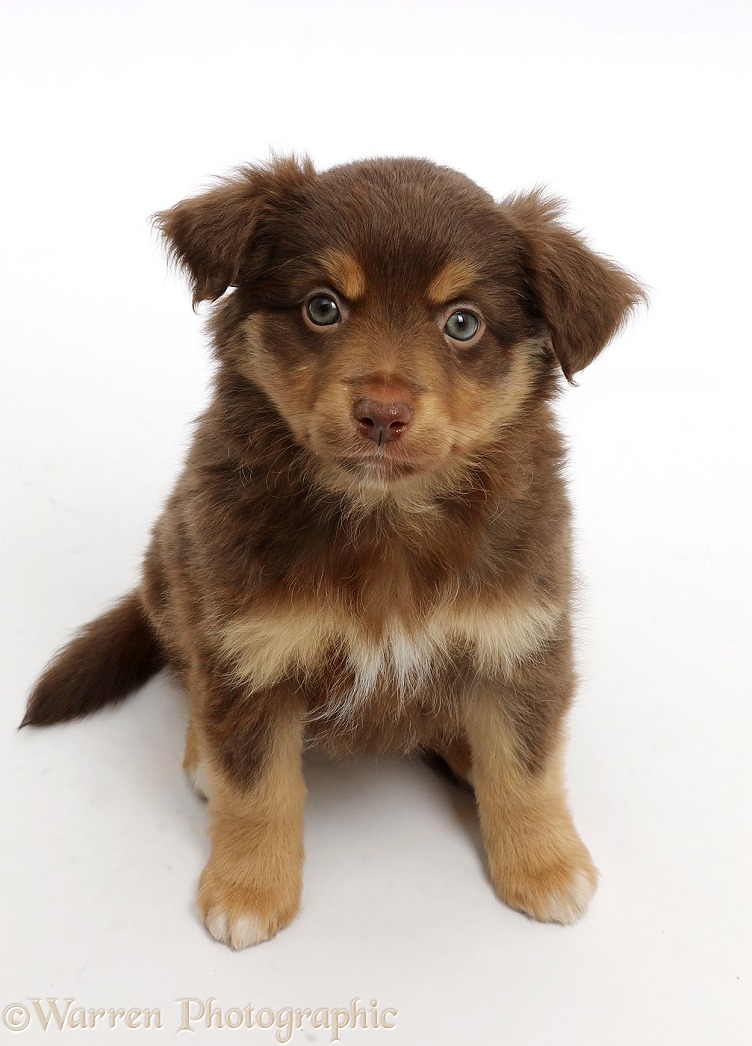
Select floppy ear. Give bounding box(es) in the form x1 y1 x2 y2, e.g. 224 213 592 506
154 155 316 306
503 191 646 381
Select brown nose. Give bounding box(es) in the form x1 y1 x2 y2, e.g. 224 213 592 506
353 396 413 445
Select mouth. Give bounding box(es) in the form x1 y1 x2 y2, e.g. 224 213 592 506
334 455 420 480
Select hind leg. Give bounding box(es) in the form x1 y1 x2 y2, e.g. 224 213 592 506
183 717 210 800
426 731 474 789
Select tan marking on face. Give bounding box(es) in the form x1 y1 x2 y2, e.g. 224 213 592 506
237 313 318 444
319 249 368 301
465 698 598 924
426 259 482 305
450 341 538 451
197 705 306 949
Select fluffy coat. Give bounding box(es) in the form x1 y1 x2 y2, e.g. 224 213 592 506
23 156 644 947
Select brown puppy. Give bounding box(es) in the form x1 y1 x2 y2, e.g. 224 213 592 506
23 157 644 948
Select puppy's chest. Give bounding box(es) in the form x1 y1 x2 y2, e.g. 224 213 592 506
218 575 562 710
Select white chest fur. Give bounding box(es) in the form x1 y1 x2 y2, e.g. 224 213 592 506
219 589 563 713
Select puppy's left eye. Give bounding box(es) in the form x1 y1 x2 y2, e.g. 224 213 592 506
305 295 341 327
443 309 483 343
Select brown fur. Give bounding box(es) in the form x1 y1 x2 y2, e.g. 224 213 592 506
23 156 644 946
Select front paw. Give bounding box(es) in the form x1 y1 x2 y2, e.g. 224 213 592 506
492 835 598 925
198 861 301 949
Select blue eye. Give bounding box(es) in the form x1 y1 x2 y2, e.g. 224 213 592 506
444 309 481 342
306 295 341 326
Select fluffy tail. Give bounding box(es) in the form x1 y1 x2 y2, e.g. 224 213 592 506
21 590 165 728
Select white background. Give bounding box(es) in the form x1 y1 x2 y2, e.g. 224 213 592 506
2 0 751 1043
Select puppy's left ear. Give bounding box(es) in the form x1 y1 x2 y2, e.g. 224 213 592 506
154 155 316 307
503 191 646 381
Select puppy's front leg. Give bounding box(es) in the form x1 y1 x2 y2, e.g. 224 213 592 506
193 675 306 949
466 657 598 925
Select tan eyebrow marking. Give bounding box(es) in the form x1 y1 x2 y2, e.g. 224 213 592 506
319 250 368 301
426 259 482 305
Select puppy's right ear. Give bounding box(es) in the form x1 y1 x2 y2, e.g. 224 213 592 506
502 190 646 382
154 156 315 306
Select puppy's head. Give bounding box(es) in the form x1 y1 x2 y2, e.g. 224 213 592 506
156 157 644 493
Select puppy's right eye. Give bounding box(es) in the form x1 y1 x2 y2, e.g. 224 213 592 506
304 295 341 327
443 308 483 344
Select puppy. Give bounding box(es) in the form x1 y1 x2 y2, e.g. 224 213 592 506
23 156 644 948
